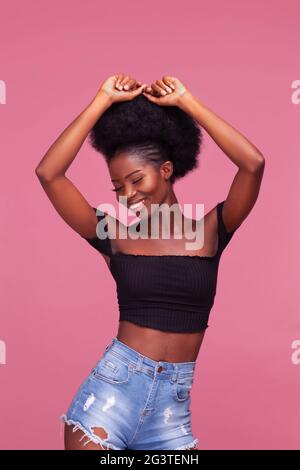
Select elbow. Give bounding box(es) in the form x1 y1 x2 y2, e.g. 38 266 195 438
35 165 49 181
35 165 62 183
35 165 44 178
247 153 265 173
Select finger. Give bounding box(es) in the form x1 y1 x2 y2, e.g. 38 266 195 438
115 74 124 89
136 81 147 91
116 74 127 90
157 79 172 94
163 77 175 91
123 78 135 90
163 75 176 88
153 83 167 96
122 77 134 90
114 75 120 89
134 80 142 90
142 91 159 103
144 84 159 96
131 83 147 96
118 75 131 90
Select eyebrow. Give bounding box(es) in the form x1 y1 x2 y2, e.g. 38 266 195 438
111 169 143 182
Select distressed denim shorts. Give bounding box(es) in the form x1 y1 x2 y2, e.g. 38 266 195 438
60 336 199 450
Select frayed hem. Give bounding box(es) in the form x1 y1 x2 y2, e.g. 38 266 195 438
175 437 199 450
60 414 122 451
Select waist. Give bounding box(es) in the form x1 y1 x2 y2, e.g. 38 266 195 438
105 336 197 375
117 320 206 362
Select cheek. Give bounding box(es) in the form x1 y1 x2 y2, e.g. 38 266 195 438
142 174 162 196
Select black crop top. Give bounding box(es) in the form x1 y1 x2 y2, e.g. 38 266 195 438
81 201 240 333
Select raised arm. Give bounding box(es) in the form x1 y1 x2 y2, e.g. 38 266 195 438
177 90 265 232
142 76 266 233
35 74 147 240
35 91 112 238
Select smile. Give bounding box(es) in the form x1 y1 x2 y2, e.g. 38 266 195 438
128 199 146 211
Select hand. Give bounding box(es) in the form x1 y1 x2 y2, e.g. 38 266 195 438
142 76 190 106
96 73 147 104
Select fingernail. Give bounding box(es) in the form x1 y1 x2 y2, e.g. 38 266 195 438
124 85 129 90
162 90 166 95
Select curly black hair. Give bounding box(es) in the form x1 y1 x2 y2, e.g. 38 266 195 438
88 94 203 184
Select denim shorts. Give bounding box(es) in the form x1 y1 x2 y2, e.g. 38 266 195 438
60 336 199 450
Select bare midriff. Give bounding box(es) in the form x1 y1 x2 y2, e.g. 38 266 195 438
116 320 206 363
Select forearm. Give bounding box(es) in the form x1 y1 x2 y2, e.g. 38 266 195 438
178 92 265 172
35 91 112 181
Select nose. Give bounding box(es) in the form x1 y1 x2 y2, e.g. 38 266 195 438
126 185 138 199
118 186 138 206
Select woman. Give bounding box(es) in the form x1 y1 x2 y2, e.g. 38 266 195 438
35 73 265 450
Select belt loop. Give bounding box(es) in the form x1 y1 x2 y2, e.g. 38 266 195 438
135 354 144 373
172 365 178 382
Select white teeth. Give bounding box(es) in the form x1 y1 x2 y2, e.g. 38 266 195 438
129 199 145 210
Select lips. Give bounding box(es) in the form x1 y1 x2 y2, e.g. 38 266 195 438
128 198 147 211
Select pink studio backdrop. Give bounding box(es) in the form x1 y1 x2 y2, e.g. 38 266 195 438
1 0 299 450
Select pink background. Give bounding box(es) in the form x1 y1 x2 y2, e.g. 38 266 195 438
1 0 299 450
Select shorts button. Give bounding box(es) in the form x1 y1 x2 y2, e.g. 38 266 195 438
157 366 163 373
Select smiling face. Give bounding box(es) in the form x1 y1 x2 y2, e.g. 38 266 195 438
108 151 175 219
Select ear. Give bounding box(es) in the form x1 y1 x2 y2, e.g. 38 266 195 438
161 160 174 179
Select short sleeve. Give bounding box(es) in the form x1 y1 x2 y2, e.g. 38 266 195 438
216 200 240 257
81 207 112 258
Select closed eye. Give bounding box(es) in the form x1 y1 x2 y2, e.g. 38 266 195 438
111 177 143 192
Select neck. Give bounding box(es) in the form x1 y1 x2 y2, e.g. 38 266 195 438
143 190 186 238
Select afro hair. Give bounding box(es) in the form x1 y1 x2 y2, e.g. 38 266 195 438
88 94 203 184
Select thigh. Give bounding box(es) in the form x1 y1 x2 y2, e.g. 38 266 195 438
64 423 109 450
61 350 150 450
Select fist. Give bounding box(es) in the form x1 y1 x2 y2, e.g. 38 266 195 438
97 73 147 103
142 76 189 106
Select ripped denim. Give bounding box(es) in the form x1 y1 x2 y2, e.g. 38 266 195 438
60 336 199 450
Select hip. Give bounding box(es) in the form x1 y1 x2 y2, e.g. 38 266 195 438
60 336 199 450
